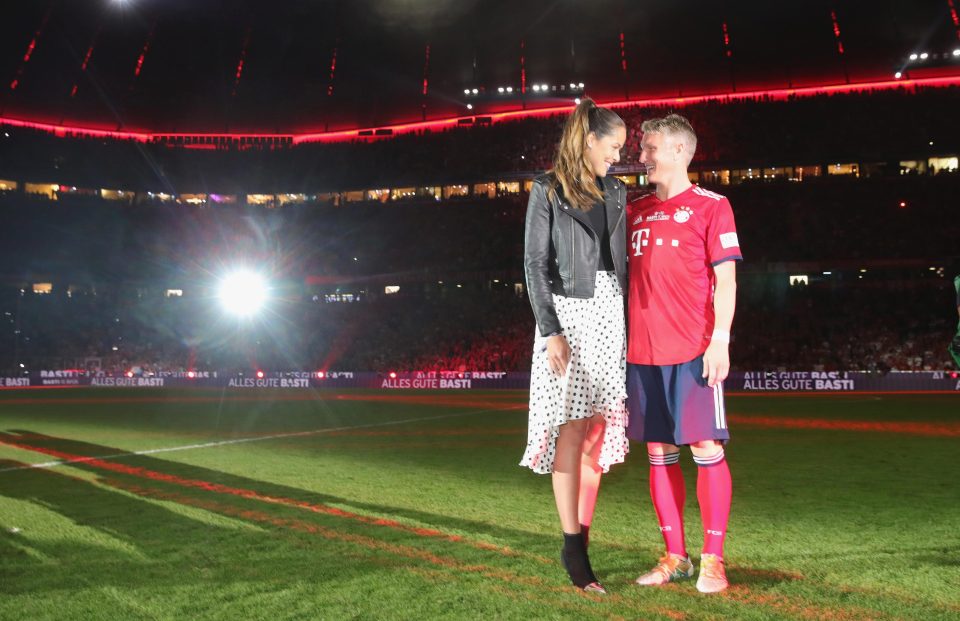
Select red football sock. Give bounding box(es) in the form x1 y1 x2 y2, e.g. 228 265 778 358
649 452 686 557
695 449 732 558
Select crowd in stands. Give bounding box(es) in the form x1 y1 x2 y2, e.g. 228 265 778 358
2 273 957 376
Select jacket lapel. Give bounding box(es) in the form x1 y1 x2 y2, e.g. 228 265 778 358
601 176 624 234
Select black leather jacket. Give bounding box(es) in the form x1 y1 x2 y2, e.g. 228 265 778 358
523 172 627 336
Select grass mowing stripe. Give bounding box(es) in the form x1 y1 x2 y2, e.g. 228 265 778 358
0 406 511 474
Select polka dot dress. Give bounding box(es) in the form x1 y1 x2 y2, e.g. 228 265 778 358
520 271 629 475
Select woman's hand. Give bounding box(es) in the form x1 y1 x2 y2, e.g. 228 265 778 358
546 334 571 376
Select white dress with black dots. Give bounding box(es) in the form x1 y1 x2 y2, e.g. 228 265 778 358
520 271 629 474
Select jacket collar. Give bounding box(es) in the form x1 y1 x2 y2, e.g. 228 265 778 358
553 175 623 235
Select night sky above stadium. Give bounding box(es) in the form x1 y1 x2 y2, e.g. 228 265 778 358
0 0 957 131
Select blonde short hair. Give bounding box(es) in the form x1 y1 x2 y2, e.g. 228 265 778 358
641 114 697 163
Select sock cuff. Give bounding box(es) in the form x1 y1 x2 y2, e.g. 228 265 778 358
693 449 726 467
649 452 680 466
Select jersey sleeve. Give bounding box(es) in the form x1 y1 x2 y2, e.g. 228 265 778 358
705 197 743 266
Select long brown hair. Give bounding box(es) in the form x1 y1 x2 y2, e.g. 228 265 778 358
550 98 625 211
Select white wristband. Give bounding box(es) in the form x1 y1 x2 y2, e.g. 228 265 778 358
711 329 730 343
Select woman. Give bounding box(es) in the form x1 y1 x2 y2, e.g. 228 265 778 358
520 98 629 593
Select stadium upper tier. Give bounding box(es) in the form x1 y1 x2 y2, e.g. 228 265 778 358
1 86 958 195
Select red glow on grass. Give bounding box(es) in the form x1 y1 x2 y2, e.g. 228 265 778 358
0 435 534 560
731 414 960 437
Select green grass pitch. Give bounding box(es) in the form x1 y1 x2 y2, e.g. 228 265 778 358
0 388 957 620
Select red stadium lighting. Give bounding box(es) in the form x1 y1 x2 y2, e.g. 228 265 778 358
389 371 397 379
187 371 196 379
951 372 958 379
316 371 325 379
256 370 264 379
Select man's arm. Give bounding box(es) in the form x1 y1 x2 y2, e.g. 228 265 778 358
702 261 737 387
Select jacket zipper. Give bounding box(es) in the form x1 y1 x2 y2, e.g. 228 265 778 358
570 215 576 285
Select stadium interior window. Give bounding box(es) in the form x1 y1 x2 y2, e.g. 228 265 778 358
180 193 207 205
343 190 365 202
384 286 400 295
514 283 525 296
367 189 390 203
417 186 441 200
523 180 534 193
324 293 357 303
246 194 276 207
686 171 700 183
899 160 925 175
497 181 520 195
699 170 728 185
794 165 822 181
0 179 18 192
788 275 809 287
614 175 637 187
827 163 859 177
390 187 416 200
32 283 53 295
165 289 184 297
24 183 58 199
927 156 958 173
277 193 308 206
442 185 469 199
101 189 133 201
473 182 496 199
209 194 237 205
763 167 790 180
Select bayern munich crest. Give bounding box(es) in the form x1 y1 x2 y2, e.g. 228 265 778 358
674 206 693 223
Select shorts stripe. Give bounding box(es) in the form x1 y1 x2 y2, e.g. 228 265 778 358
718 382 726 429
713 383 721 429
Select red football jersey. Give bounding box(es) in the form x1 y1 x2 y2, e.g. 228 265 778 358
627 184 742 365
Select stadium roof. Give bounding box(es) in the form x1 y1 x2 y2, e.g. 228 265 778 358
1 0 958 132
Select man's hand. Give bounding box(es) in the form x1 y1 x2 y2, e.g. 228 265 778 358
702 340 730 387
546 334 571 376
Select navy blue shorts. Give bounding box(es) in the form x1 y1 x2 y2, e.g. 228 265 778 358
625 356 730 446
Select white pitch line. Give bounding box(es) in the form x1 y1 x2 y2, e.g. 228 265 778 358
0 406 514 474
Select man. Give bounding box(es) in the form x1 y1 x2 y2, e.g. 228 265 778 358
626 114 741 593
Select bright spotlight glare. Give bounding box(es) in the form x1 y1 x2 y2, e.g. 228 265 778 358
218 271 268 316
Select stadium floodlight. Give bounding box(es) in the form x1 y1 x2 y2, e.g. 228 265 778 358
894 71 902 79
909 53 918 60
574 98 581 104
578 82 584 88
532 84 541 92
954 49 960 57
919 52 928 60
471 88 478 94
463 89 470 95
466 103 473 110
506 86 513 93
498 87 504 93
217 270 268 317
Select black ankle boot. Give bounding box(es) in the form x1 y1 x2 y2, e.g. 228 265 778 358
561 532 605 593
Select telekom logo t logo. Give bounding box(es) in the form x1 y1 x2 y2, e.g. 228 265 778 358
631 228 650 256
